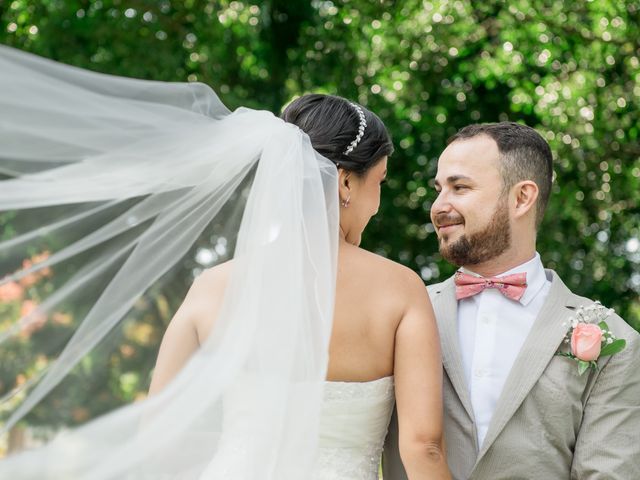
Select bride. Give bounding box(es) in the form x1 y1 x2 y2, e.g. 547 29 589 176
0 45 450 479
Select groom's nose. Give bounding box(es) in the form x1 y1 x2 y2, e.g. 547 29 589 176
430 191 451 219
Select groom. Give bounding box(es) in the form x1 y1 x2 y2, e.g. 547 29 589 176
383 122 640 479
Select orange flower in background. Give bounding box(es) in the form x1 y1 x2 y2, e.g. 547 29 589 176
19 250 52 288
31 250 51 271
20 300 47 337
0 281 24 302
71 407 90 423
18 270 39 289
120 344 136 358
52 312 73 326
134 393 148 402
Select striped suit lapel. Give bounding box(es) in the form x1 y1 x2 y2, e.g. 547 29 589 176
473 270 576 466
430 277 475 421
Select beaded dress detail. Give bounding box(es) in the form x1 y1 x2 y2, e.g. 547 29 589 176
311 376 395 480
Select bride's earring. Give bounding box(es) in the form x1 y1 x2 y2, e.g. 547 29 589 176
341 196 350 208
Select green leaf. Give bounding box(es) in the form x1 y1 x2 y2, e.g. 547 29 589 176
556 352 574 358
578 361 590 376
599 339 627 357
598 321 609 331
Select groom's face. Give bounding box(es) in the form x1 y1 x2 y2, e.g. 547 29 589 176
431 135 512 266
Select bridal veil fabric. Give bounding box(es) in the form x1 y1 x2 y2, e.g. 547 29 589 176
0 45 340 478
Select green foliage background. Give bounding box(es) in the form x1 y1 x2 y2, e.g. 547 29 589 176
0 0 639 432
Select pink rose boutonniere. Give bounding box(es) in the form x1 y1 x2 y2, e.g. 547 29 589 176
557 301 627 375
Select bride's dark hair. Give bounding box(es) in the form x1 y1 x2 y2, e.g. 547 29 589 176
281 94 394 175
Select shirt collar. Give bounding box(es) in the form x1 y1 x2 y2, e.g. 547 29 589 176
459 253 547 306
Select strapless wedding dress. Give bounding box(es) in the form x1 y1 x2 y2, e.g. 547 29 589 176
311 376 395 480
199 376 395 480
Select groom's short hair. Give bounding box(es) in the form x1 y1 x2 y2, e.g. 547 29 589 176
448 122 553 228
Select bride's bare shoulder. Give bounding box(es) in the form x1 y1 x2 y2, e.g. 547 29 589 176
195 260 233 289
343 245 425 292
184 261 234 341
179 261 233 316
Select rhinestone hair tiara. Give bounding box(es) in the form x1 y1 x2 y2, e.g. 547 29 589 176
343 103 367 155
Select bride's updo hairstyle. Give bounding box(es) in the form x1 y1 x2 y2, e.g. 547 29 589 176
281 94 393 176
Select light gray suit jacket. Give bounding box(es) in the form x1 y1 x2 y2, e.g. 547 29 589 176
383 270 640 480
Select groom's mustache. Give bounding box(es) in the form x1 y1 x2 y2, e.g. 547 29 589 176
433 213 464 229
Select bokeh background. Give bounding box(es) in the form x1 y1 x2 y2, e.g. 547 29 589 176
1 0 639 453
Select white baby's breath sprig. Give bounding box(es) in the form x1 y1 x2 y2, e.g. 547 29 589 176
556 300 626 376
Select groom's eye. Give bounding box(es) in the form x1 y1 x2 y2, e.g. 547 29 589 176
454 185 468 191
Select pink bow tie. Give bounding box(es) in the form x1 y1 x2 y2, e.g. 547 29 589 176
454 271 527 301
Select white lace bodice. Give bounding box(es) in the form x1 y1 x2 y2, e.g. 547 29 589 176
311 376 395 480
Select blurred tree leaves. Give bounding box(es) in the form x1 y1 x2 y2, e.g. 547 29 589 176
0 0 638 434
285 0 640 330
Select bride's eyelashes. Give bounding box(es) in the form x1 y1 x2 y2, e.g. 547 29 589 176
380 179 387 186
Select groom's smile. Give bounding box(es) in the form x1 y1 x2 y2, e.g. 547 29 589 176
437 223 461 234
433 213 464 238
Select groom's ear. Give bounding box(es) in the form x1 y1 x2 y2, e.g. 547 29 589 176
513 180 539 220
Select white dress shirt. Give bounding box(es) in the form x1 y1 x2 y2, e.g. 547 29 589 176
457 253 551 447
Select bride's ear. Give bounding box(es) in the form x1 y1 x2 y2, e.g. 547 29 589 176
338 168 352 204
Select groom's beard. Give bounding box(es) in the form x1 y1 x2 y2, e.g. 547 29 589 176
437 197 511 267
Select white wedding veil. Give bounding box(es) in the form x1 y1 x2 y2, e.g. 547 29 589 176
0 45 339 479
